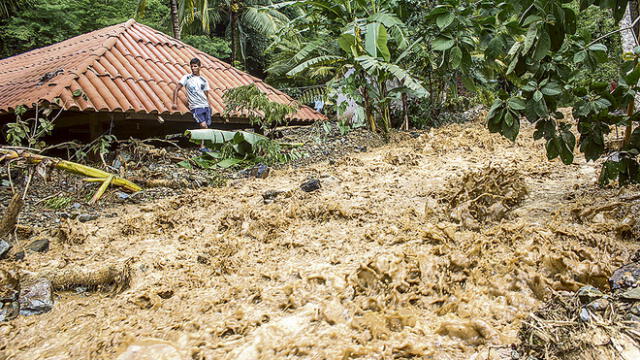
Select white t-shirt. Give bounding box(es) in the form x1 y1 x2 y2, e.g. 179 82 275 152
179 74 210 109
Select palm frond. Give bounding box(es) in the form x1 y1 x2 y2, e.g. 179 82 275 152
287 55 344 76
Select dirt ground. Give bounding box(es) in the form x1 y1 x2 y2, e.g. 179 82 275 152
1 118 640 360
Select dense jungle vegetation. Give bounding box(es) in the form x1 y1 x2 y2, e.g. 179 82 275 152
2 0 640 185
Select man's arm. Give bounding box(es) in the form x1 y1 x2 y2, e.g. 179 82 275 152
172 83 183 110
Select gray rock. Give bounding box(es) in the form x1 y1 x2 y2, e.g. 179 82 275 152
78 214 98 223
0 301 19 322
27 239 49 253
610 262 640 291
0 240 11 260
13 251 24 261
587 298 609 312
262 190 284 202
579 307 591 322
71 202 81 209
18 278 53 316
300 178 321 192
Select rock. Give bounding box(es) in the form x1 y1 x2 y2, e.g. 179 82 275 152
0 240 11 260
26 238 49 253
13 251 24 261
262 190 284 202
57 212 71 219
300 178 321 192
579 307 592 322
78 214 98 223
71 202 81 209
610 262 640 291
239 164 271 179
0 301 19 322
117 192 130 200
577 285 604 303
18 278 53 316
587 298 610 312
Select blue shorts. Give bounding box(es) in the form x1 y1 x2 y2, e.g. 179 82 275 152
191 107 211 126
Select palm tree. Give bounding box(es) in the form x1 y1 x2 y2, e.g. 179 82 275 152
136 0 186 39
193 0 290 66
274 0 426 132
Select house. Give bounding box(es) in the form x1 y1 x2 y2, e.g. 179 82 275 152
0 19 325 141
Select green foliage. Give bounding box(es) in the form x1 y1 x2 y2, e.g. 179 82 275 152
184 128 304 167
222 84 298 131
44 195 73 210
182 35 231 59
6 103 58 148
0 0 169 58
416 0 640 186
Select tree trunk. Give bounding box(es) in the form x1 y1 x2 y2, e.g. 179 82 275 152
620 1 639 145
170 0 181 40
362 88 376 132
402 93 409 130
230 2 240 66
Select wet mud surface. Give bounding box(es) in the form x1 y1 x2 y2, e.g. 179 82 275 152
1 119 640 359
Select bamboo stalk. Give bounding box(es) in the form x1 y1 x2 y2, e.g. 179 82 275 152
82 177 108 183
0 149 142 192
89 175 114 204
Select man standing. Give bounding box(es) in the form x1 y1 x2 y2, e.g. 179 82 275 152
172 57 212 151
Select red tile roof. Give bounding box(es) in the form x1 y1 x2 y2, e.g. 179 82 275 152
0 19 326 122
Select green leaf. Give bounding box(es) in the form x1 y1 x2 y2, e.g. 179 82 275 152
450 46 462 69
588 43 608 52
533 90 543 102
574 50 587 63
508 97 527 111
432 37 455 51
533 30 550 61
217 158 243 168
541 82 563 96
337 33 357 56
436 13 455 30
523 26 537 54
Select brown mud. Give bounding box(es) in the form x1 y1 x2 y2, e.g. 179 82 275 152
1 118 640 359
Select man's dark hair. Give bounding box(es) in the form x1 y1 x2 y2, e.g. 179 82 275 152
190 58 201 65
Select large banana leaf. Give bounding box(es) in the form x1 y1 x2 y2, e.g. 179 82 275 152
185 129 268 157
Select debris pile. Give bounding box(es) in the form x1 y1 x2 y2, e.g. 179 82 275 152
438 165 528 228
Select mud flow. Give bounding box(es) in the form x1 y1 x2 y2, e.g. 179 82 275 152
1 118 639 359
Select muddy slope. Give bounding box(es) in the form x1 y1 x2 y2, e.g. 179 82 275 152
1 119 638 360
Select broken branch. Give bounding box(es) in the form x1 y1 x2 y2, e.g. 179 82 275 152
89 175 113 204
0 149 142 192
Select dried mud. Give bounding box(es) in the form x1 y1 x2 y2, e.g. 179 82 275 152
1 119 640 360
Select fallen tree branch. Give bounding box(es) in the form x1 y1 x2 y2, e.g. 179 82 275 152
0 148 142 192
89 175 114 204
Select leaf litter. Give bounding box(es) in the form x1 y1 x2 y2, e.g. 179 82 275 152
1 118 640 359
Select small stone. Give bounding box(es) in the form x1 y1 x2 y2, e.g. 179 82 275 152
0 240 11 260
262 190 284 202
579 307 591 322
587 298 610 312
300 178 321 192
610 262 640 291
117 192 130 200
13 251 24 261
57 212 71 219
18 278 53 316
27 239 49 253
78 214 98 223
71 202 81 209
